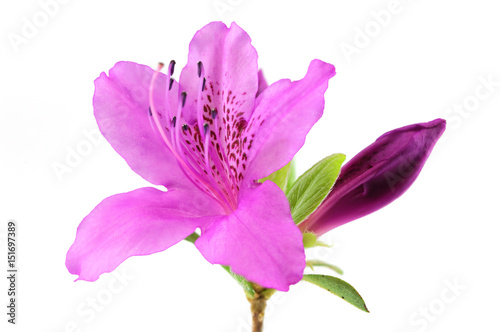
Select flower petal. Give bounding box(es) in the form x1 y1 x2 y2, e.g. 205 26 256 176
179 21 258 123
243 59 336 182
256 69 268 97
66 187 223 281
195 181 305 291
300 119 446 236
94 61 190 189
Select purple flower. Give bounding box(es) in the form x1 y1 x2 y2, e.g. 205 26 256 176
299 119 446 236
66 22 336 291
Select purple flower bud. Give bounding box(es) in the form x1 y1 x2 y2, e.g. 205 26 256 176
299 119 446 236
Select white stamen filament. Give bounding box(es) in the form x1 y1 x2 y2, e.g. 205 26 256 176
165 60 175 142
149 63 232 214
173 92 186 156
205 133 238 208
164 61 174 120
196 61 206 139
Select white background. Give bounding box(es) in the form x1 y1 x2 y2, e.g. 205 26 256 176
1 0 499 331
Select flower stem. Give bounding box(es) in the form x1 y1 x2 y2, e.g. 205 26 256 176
184 233 272 331
250 293 267 332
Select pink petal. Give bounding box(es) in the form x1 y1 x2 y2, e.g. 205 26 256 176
66 187 223 281
256 69 268 97
179 21 258 124
195 181 305 291
243 60 336 182
94 61 190 189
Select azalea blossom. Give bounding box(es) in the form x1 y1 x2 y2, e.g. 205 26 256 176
66 22 336 291
299 119 446 236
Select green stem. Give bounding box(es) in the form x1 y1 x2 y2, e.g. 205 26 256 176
250 288 268 332
184 233 255 298
184 232 200 244
185 232 275 331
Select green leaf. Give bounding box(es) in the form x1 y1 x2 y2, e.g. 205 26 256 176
302 274 369 312
306 260 344 275
259 160 296 194
285 160 297 194
287 154 346 224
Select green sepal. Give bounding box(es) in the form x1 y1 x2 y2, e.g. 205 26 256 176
305 260 344 275
287 154 346 224
314 241 332 248
259 160 296 194
302 232 334 248
302 232 318 248
302 274 369 312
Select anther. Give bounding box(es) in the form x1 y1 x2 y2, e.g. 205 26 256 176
203 123 209 136
169 60 176 76
197 61 203 78
181 92 187 107
169 78 174 91
182 124 188 131
158 62 165 70
211 109 218 119
148 106 152 116
202 77 206 92
171 116 177 128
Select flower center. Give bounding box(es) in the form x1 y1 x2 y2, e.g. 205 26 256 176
148 61 248 214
